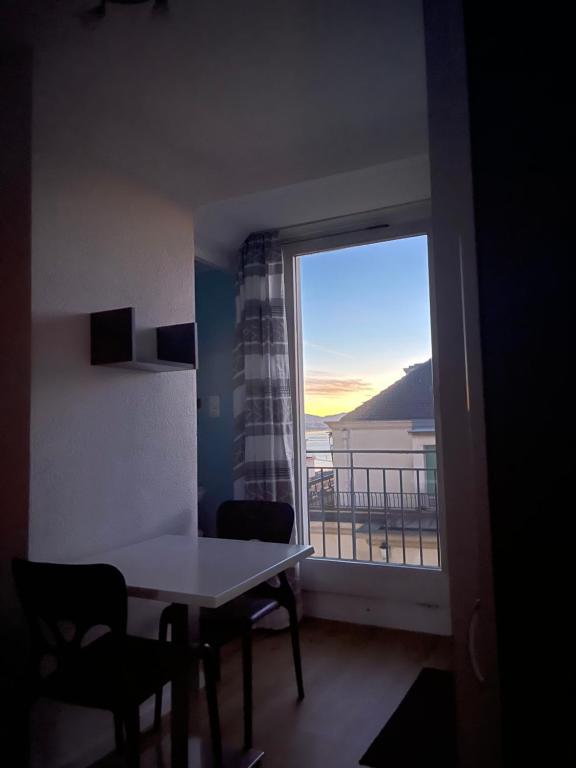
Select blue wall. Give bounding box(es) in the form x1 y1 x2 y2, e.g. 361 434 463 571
195 264 236 535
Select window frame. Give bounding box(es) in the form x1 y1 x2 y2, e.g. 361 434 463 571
282 205 447 571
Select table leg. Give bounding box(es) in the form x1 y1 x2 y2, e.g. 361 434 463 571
166 602 262 768
170 603 199 768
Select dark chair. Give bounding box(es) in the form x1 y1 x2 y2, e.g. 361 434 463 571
155 500 304 750
12 558 222 768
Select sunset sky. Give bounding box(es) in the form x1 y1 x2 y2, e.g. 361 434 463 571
300 235 432 416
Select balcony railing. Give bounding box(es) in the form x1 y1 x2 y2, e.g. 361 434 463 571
305 449 440 568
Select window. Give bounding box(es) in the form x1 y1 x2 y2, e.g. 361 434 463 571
284 221 441 569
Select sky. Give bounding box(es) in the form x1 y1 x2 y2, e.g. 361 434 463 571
300 235 432 416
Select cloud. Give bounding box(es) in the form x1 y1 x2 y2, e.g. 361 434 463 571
304 341 354 359
305 375 373 396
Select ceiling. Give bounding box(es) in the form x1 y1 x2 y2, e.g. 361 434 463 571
194 155 431 269
9 0 428 209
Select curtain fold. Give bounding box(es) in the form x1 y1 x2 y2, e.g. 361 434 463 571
233 231 294 504
233 231 300 629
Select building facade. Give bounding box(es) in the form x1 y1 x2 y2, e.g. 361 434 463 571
326 360 436 502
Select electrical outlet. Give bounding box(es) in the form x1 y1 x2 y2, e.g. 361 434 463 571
208 395 220 418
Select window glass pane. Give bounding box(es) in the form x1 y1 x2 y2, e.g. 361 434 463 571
299 235 439 568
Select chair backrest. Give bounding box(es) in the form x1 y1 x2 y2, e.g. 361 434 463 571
216 500 294 544
12 559 127 678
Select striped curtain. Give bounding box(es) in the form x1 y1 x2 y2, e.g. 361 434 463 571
233 231 294 504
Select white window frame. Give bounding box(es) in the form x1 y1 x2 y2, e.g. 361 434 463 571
281 201 448 574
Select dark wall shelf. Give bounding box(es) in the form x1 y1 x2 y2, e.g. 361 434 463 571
90 307 197 372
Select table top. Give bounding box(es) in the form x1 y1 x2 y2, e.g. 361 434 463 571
76 535 314 608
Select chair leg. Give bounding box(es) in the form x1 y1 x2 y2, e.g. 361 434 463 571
241 629 253 750
123 706 140 768
278 570 305 701
288 604 305 701
153 684 164 731
154 607 172 731
113 711 125 753
202 644 223 767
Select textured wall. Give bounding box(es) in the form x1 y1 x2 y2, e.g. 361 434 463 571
29 163 197 562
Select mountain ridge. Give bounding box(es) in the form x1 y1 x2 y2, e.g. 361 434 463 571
305 412 345 430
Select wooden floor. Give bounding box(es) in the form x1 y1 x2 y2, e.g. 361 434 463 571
94 618 452 768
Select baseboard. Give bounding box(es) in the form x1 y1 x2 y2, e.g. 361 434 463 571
302 590 451 635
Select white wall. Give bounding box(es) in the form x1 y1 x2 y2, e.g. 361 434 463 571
29 161 197 562
302 560 450 635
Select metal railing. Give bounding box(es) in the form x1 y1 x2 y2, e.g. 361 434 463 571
305 449 440 568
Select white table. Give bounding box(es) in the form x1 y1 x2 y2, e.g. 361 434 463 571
78 535 313 608
77 535 314 768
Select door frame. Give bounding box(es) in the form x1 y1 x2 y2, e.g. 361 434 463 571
282 208 453 636
423 0 501 764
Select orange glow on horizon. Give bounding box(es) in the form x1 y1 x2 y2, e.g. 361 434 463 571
303 368 408 418
304 390 375 418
